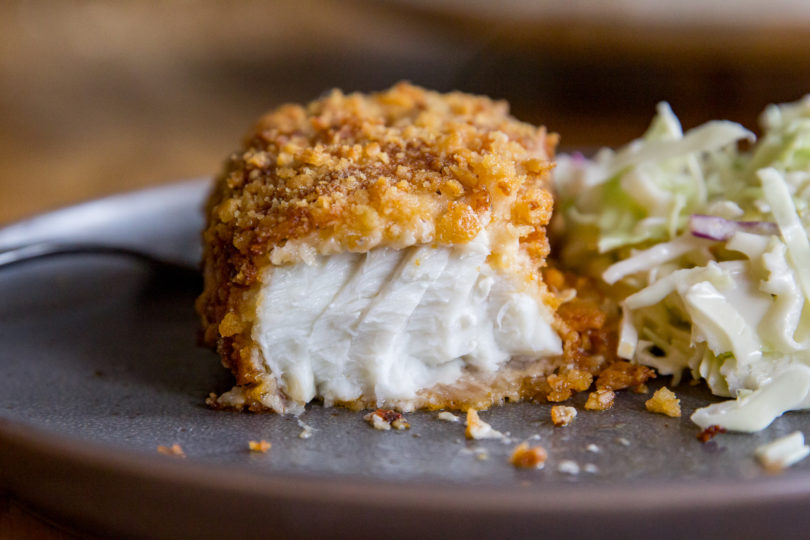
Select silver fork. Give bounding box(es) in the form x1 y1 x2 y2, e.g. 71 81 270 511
0 241 198 273
0 179 208 274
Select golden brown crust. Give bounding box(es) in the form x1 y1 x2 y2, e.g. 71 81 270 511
196 83 558 391
196 83 648 415
595 360 656 391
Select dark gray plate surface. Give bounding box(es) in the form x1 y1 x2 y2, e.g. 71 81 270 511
1 181 810 539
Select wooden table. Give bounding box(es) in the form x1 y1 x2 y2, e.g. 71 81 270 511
3 0 810 536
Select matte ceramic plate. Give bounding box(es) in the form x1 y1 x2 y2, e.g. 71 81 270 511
1 181 810 539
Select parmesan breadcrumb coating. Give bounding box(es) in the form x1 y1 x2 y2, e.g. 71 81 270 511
197 82 556 348
196 83 631 415
196 83 566 412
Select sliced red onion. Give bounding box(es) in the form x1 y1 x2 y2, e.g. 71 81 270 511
689 214 779 242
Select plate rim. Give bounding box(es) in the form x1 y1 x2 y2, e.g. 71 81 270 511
4 414 810 513
4 181 810 537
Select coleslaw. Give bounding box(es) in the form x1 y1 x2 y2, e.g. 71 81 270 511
555 97 810 432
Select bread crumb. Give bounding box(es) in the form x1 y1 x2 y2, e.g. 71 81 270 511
583 463 599 474
465 409 503 440
550 405 577 427
157 444 185 458
616 437 631 446
584 389 615 411
437 411 460 422
645 387 681 417
509 442 547 469
364 409 410 431
586 443 600 453
248 440 271 453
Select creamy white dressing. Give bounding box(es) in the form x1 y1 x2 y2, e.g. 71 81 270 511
252 231 561 407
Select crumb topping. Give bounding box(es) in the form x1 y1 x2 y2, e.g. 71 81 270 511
645 387 681 417
197 82 558 388
205 82 554 274
196 85 648 416
550 272 616 368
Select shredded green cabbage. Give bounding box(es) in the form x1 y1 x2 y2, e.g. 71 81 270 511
555 98 810 433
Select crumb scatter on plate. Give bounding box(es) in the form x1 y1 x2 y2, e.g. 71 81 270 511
364 409 410 431
248 440 272 453
645 387 681 418
509 442 547 469
465 409 504 440
551 405 577 427
584 389 615 411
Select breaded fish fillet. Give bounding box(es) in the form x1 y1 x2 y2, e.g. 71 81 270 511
197 82 569 413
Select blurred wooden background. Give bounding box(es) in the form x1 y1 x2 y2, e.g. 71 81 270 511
0 0 482 224
4 0 810 225
3 0 810 536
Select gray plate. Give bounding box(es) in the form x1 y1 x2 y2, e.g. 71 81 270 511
1 181 810 539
